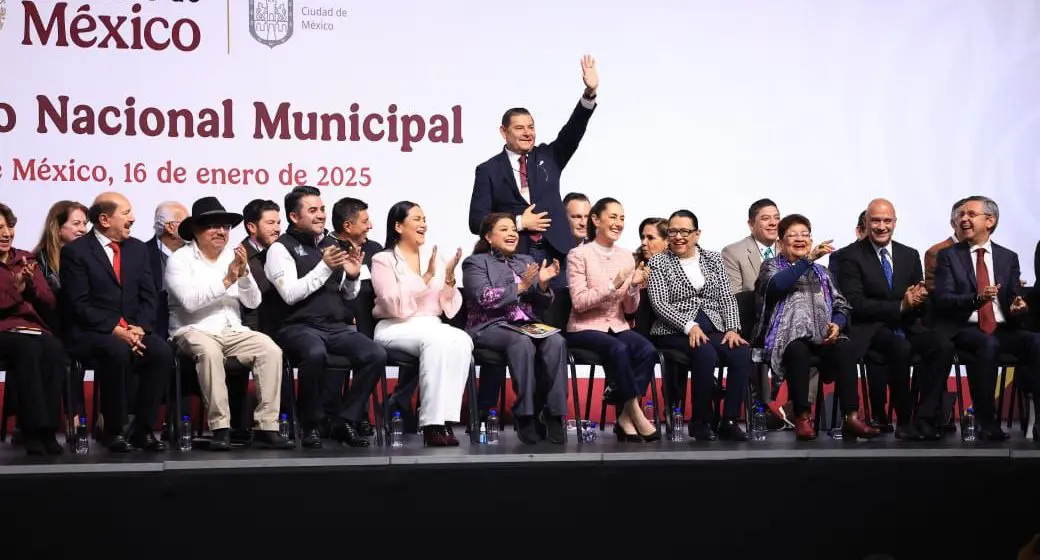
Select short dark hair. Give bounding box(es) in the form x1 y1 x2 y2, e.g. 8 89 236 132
88 199 119 226
856 210 867 232
778 214 811 239
0 203 16 228
668 209 699 230
331 197 369 235
243 199 280 226
473 212 515 255
748 198 779 222
283 185 321 225
563 192 589 205
501 107 531 128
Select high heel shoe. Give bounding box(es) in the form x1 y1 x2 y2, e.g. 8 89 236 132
613 424 643 443
422 425 455 447
637 426 661 442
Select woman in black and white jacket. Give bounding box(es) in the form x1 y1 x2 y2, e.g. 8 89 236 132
646 210 751 441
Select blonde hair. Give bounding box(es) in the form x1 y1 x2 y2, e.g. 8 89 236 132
34 200 88 275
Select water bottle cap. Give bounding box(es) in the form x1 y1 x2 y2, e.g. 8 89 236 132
182 415 190 421
590 422 597 428
279 413 287 420
673 407 681 413
489 409 497 417
967 407 974 413
392 411 401 418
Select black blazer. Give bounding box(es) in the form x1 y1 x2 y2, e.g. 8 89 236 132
60 232 158 345
468 100 595 256
836 238 928 351
145 235 171 340
932 240 1023 335
242 237 278 335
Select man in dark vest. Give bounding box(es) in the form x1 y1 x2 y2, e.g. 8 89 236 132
263 186 386 448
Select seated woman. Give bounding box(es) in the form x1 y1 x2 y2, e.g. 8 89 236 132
0 203 67 455
33 200 89 297
751 214 879 441
647 210 750 441
629 217 667 335
566 197 659 442
371 201 473 447
462 213 568 444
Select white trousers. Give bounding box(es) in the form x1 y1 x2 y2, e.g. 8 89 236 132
374 316 473 427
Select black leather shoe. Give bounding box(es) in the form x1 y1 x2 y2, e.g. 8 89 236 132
208 428 232 451
915 418 941 441
331 421 370 448
978 425 1009 442
40 431 64 455
868 417 895 434
302 428 323 449
358 419 375 437
103 434 134 453
689 421 718 441
23 437 46 456
230 429 253 445
515 415 540 444
894 422 925 441
718 419 748 441
130 429 168 452
541 412 566 444
253 430 295 450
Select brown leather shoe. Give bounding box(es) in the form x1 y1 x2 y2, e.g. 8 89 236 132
842 411 881 440
795 412 817 441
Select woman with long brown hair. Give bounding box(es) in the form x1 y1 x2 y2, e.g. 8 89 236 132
33 200 89 295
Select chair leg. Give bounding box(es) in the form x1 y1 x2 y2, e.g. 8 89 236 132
954 363 965 421
378 371 390 446
858 362 872 421
996 366 1008 427
584 365 595 422
568 354 582 445
813 381 824 435
712 366 723 430
467 361 479 444
652 360 664 433
657 353 672 435
1007 374 1017 430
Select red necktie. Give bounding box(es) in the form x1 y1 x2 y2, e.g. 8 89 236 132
975 248 996 334
519 155 542 243
109 242 129 329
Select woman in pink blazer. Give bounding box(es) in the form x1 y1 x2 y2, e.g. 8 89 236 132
371 201 473 447
566 197 660 442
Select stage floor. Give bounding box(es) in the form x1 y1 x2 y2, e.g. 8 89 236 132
1 425 1037 475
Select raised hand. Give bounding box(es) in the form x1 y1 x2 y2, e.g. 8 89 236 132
423 246 439 285
581 54 598 93
612 270 626 290
11 258 27 293
445 247 462 286
233 245 250 277
343 245 364 279
519 262 539 292
809 240 835 262
322 245 347 270
538 258 560 289
630 262 648 287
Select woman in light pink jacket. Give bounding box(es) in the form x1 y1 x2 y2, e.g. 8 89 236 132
371 201 473 447
566 197 660 443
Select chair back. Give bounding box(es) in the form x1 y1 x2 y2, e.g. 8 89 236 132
544 287 572 331
735 290 757 340
355 283 378 339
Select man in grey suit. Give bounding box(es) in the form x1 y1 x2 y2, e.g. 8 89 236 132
722 198 780 295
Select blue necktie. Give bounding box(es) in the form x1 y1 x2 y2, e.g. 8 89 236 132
880 248 904 337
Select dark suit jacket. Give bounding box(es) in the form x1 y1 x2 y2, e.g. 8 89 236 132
468 100 595 256
836 238 929 354
59 232 158 349
145 236 171 340
330 236 383 336
924 237 956 292
242 237 278 334
933 240 1023 336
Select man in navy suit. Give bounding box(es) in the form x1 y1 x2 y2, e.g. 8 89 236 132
60 192 173 452
468 54 599 283
836 199 954 441
933 195 1039 441
467 55 598 421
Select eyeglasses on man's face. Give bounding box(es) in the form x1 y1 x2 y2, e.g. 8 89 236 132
666 228 698 238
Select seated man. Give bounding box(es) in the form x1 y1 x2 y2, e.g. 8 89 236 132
835 199 954 440
60 192 172 453
265 185 386 449
933 195 1040 441
165 197 292 450
924 197 970 292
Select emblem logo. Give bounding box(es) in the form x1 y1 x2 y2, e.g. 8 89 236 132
0 0 7 32
249 0 293 48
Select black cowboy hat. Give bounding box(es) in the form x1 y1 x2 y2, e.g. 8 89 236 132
178 196 244 241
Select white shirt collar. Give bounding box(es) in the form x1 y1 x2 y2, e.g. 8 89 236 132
870 240 893 257
93 228 117 248
969 239 994 255
754 238 775 257
157 237 175 258
505 147 526 166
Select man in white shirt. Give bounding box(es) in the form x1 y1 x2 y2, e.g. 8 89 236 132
165 197 292 450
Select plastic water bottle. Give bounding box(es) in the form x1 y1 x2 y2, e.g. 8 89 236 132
486 409 500 445
179 415 192 451
752 404 768 441
74 415 89 455
479 422 488 444
962 407 977 442
644 400 655 423
278 413 291 441
389 411 404 447
581 420 598 443
670 407 686 441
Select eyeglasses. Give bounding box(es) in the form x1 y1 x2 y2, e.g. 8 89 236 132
784 232 812 239
204 224 232 231
666 228 698 238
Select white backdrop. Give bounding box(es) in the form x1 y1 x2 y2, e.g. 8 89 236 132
2 0 1038 281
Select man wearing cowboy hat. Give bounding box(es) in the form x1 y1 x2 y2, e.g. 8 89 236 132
164 196 293 450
